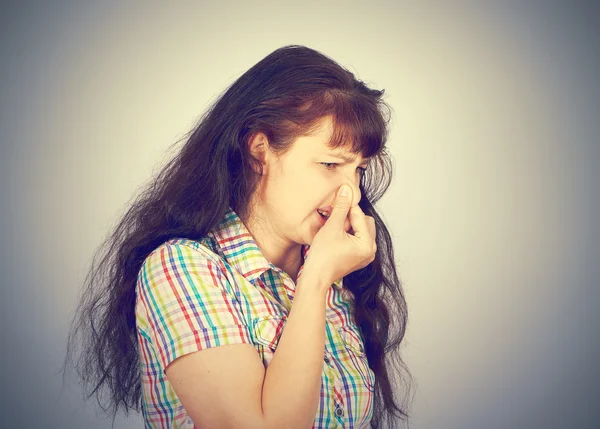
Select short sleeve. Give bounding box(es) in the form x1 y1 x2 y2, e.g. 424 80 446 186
135 242 252 372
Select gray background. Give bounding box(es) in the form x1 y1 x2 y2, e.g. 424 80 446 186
1 1 599 428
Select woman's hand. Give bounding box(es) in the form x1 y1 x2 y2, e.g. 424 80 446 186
303 184 377 289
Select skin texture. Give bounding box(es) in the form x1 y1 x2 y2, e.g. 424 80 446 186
241 115 368 282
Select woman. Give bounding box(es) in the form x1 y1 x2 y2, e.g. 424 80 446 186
64 45 413 428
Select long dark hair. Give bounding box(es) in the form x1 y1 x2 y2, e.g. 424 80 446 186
63 44 414 428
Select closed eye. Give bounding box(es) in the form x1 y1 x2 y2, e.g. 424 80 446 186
320 162 367 173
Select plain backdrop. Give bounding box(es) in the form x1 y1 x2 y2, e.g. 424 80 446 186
1 1 599 428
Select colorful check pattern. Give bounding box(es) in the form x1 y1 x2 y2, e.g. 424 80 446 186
135 206 375 428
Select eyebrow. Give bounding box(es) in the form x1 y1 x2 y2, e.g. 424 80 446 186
326 151 371 166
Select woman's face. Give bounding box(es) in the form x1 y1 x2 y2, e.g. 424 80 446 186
250 115 368 246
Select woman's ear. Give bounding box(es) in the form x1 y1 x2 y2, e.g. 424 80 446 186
248 132 269 175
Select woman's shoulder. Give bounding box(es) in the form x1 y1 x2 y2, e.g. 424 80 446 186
145 236 223 263
138 236 229 283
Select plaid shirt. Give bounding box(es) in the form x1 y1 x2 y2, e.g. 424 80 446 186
135 206 375 428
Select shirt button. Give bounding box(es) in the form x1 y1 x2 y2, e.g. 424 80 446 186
335 406 344 417
324 355 330 364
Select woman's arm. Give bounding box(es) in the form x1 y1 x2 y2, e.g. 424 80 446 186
165 270 330 429
261 271 329 429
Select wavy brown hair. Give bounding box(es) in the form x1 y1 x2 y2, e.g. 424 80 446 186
63 44 415 428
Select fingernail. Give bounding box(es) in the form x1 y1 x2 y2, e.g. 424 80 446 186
340 185 349 197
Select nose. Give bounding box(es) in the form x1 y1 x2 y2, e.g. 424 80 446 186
325 172 362 211
340 170 362 207
345 181 361 207
338 179 361 234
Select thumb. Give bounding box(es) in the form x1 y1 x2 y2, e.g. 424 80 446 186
328 184 352 226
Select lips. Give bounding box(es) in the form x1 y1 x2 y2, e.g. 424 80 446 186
317 209 330 219
316 209 328 225
315 205 352 232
